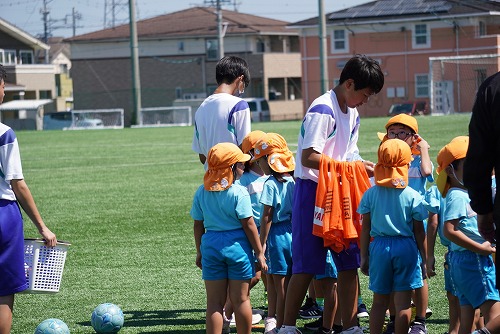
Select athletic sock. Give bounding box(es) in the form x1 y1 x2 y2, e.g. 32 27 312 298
414 315 426 324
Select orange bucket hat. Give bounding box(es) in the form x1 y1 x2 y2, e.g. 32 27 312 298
374 139 412 188
436 136 469 197
252 133 295 173
204 142 251 191
377 114 419 141
241 130 266 154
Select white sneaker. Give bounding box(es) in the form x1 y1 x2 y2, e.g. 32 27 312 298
252 312 263 324
341 326 364 334
264 317 277 334
229 312 262 326
277 326 303 334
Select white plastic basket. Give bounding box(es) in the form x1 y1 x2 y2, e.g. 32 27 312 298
23 239 71 294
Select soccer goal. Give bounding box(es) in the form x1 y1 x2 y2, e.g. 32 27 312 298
429 54 500 115
134 106 192 127
68 109 124 129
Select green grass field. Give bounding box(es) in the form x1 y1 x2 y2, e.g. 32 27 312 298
13 114 470 333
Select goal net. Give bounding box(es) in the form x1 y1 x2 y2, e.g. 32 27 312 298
429 54 500 114
68 109 124 129
134 106 192 127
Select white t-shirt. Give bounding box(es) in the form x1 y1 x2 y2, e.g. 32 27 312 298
192 93 251 169
295 90 361 182
0 123 23 200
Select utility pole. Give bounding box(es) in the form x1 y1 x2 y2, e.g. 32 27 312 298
128 0 141 125
318 0 329 93
41 0 50 63
216 0 224 59
71 8 82 37
204 0 231 60
105 0 129 29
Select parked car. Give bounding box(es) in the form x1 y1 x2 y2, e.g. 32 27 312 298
244 98 270 122
388 101 428 116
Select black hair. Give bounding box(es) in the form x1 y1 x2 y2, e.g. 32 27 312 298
269 168 294 183
339 54 384 94
215 56 250 87
0 64 6 82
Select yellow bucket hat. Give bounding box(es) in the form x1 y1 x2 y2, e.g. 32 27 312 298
241 130 266 154
436 136 469 197
374 139 412 188
204 142 251 191
252 133 295 173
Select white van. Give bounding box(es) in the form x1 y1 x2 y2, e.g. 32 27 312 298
244 98 270 122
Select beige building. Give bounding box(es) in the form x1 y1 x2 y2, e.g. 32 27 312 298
65 7 303 126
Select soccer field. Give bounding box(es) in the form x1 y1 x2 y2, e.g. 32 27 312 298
13 114 470 333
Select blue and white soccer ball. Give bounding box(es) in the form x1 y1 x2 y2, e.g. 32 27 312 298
91 303 124 333
34 318 70 334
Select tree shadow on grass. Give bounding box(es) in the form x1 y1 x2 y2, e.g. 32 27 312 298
77 308 206 332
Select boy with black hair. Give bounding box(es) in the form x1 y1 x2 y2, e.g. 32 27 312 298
0 64 58 334
277 54 384 334
192 56 251 169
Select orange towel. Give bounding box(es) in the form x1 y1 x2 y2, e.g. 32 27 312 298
313 154 371 252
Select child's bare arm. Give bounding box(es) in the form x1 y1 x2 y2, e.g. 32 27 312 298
241 216 268 273
259 205 273 252
426 212 438 277
443 219 496 256
193 220 205 269
414 135 432 177
413 219 427 277
359 213 371 276
11 179 57 247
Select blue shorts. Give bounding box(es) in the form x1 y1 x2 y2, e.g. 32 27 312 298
368 236 423 295
0 200 28 296
444 251 458 296
291 179 359 275
201 229 254 281
316 249 338 280
449 250 500 308
266 221 292 275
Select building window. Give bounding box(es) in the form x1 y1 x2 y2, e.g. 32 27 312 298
415 74 429 97
413 24 430 48
206 39 219 61
331 29 348 53
40 90 52 99
19 50 34 64
178 41 184 52
0 49 16 64
175 87 182 99
478 20 487 37
256 38 265 53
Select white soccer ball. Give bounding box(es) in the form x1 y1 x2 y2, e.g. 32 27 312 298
91 303 124 333
34 318 70 334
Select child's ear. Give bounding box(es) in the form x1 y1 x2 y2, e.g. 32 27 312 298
444 165 453 176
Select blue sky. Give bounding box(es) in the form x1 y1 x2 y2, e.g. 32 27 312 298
1 0 371 38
